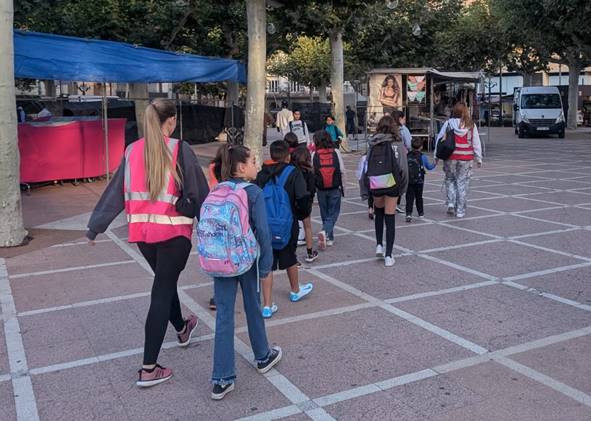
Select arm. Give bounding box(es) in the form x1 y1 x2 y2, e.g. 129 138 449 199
304 123 311 145
421 154 437 171
402 126 412 150
335 149 346 194
396 146 409 196
181 141 210 218
293 169 310 220
471 126 483 163
250 188 273 279
86 159 125 240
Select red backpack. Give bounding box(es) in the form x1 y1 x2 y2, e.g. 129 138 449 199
313 148 342 190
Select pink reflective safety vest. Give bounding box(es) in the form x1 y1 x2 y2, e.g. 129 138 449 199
124 137 193 243
449 128 475 161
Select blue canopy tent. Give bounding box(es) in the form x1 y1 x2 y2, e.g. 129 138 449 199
14 30 246 179
14 30 246 83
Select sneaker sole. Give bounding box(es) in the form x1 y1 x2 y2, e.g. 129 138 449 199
211 383 235 400
256 348 283 374
177 319 198 348
304 256 318 263
136 373 173 388
290 287 313 302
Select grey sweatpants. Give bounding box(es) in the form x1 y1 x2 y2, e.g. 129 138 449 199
443 160 472 216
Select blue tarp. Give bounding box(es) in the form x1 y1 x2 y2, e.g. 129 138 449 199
14 30 246 84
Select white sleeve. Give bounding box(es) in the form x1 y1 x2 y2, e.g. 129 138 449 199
305 123 311 145
472 126 482 161
356 155 366 180
336 150 346 175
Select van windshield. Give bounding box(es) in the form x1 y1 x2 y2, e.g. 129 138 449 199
521 94 561 109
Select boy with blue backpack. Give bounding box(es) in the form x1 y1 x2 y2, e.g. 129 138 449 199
256 140 314 318
197 144 282 400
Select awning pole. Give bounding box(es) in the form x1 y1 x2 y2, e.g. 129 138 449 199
429 75 434 152
102 90 110 182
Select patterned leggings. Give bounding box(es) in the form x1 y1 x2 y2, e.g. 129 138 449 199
443 160 472 216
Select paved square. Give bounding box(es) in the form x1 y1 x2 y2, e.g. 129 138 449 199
3 128 591 420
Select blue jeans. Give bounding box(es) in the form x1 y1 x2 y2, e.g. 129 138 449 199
211 265 271 385
317 188 342 241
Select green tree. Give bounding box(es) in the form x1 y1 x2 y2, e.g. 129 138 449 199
494 0 591 129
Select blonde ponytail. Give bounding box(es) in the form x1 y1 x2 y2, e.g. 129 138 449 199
143 100 181 201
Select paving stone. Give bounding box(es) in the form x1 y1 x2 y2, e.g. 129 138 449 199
445 214 567 238
467 197 565 213
428 241 581 278
0 381 17 421
429 362 591 421
0 324 8 377
395 222 493 251
20 297 209 369
520 179 591 191
519 229 591 259
512 335 591 395
316 255 484 300
184 271 364 331
252 307 472 398
525 191 591 206
324 390 425 420
6 239 132 276
10 263 152 313
471 183 552 197
518 265 591 306
395 284 591 351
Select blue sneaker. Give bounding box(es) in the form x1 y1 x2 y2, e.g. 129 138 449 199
289 283 314 302
262 303 278 318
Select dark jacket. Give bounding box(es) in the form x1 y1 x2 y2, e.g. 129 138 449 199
255 161 308 247
86 141 209 240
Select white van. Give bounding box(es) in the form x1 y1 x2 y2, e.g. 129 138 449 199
513 87 565 138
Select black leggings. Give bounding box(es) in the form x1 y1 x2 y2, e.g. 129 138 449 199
138 236 192 365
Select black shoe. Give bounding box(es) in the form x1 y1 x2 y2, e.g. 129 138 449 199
256 346 283 374
209 298 216 311
211 382 234 400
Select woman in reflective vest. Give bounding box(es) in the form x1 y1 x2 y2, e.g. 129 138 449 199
86 98 209 387
434 102 483 219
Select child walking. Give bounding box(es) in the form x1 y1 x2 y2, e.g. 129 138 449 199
406 137 437 222
312 130 345 248
291 146 319 262
198 144 282 400
86 98 209 387
256 140 314 318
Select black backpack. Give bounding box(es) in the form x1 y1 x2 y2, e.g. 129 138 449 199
365 140 401 196
407 150 425 185
435 124 456 160
313 148 342 190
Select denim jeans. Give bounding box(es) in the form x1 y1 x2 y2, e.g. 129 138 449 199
211 264 271 385
317 188 342 241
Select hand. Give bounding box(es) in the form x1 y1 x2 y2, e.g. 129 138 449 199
476 161 482 168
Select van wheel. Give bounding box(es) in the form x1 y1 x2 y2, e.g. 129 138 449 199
518 127 525 138
514 127 518 135
558 130 565 139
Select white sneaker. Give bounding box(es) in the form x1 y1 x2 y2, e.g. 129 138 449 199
446 206 455 216
326 239 334 247
376 244 385 258
297 240 306 246
385 256 395 267
318 231 327 250
456 213 465 218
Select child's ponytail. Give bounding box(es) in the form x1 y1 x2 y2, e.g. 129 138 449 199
219 144 251 181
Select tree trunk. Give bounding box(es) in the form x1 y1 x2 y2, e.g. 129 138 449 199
244 0 266 166
129 83 149 137
330 29 349 152
567 60 582 130
0 0 27 247
522 72 534 87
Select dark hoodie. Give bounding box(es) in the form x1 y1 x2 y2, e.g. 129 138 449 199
255 161 309 248
360 133 409 198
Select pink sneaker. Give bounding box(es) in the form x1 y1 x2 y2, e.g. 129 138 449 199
177 314 198 347
136 364 173 387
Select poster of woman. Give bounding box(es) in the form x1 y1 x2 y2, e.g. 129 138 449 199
368 73 402 117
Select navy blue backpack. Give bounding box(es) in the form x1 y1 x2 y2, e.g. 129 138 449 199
263 165 295 250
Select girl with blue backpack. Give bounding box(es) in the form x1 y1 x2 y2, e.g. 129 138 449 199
197 144 282 400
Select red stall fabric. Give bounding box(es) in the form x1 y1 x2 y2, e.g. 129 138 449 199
18 119 126 183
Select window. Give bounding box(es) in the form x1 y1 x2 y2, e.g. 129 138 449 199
521 94 561 109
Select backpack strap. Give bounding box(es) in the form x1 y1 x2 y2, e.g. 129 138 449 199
277 165 295 188
289 121 293 132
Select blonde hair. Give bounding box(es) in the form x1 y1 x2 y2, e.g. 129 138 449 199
143 99 180 201
451 102 474 129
